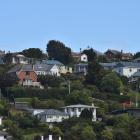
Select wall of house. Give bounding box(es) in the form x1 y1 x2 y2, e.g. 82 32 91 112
18 71 37 82
50 65 60 76
45 115 69 123
114 67 139 77
81 54 88 62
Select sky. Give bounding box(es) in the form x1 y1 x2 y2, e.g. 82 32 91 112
0 0 140 53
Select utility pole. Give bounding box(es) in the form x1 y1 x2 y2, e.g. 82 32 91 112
68 80 71 94
136 84 139 108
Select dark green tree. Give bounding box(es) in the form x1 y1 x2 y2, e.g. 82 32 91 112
85 62 108 87
22 48 43 59
83 48 97 62
47 40 73 64
100 72 124 94
133 52 140 59
80 109 93 120
3 52 13 64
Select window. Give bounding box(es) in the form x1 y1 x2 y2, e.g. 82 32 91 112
26 71 30 75
129 69 132 72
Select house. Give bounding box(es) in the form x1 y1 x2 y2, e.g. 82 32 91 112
0 131 12 140
133 57 140 63
121 53 133 61
34 109 69 123
74 63 88 75
62 104 98 121
105 49 133 61
100 62 140 78
10 102 32 111
40 60 72 74
8 63 61 88
12 54 28 64
17 65 43 88
72 52 88 62
111 109 140 118
34 135 61 140
34 63 60 76
105 49 121 60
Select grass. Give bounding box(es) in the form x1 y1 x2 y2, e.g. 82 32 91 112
15 98 32 103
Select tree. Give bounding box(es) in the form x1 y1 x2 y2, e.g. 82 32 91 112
101 130 113 140
47 40 73 64
100 72 124 94
85 62 108 87
37 75 64 87
3 52 13 64
22 48 43 59
80 109 93 120
66 90 90 105
70 123 96 140
83 48 97 62
133 52 140 59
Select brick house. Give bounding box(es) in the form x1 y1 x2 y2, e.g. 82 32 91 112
17 70 43 89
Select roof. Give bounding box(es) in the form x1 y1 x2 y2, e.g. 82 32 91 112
133 71 140 77
8 64 22 73
105 49 121 55
43 60 64 66
62 104 98 109
38 109 69 116
21 64 33 71
34 64 54 72
100 62 140 68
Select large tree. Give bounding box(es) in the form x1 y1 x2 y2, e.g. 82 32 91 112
133 52 140 59
46 40 73 64
100 72 124 94
21 48 43 59
83 48 97 62
85 62 108 87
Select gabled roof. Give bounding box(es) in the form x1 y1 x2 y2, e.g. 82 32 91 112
39 109 69 116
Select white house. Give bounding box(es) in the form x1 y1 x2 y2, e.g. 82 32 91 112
0 131 12 140
100 62 140 78
113 66 140 78
30 109 69 123
12 54 28 64
34 64 60 77
62 104 98 122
